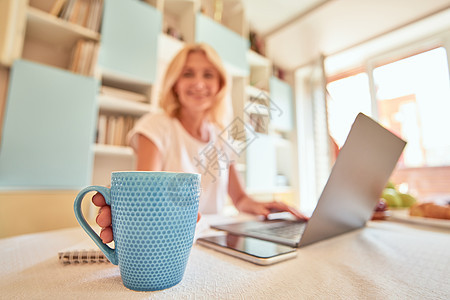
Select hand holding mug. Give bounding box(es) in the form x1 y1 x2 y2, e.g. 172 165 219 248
74 171 201 291
93 192 201 244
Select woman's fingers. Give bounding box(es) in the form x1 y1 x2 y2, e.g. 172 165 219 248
99 226 113 244
96 206 112 228
286 207 309 221
92 192 107 207
94 193 202 243
92 192 113 243
265 201 309 221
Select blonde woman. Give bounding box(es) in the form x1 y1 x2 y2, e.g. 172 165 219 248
94 43 306 243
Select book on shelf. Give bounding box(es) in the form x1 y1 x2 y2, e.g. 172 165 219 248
81 40 95 75
89 42 100 77
100 86 147 103
249 95 270 107
49 0 68 16
59 0 75 20
97 114 138 147
113 116 125 146
68 0 81 24
96 114 107 144
77 39 89 74
95 0 104 32
249 113 269 134
106 115 116 146
79 0 91 32
58 0 103 32
69 39 82 72
68 39 99 76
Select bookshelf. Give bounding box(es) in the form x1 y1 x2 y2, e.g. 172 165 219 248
162 0 197 43
0 0 298 206
91 0 162 185
12 1 101 72
247 49 272 90
228 49 297 201
0 0 101 68
26 7 100 46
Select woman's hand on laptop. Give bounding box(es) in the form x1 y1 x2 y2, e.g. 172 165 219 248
236 196 309 221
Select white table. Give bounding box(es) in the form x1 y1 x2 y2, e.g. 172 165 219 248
1 215 449 299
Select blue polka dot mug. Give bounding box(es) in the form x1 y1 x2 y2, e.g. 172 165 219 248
74 171 201 291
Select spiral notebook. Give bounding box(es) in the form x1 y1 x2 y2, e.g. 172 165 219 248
58 249 110 265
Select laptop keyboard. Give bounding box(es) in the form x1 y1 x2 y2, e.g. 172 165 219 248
248 221 306 239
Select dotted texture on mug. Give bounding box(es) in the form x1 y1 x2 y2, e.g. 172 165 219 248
110 173 200 291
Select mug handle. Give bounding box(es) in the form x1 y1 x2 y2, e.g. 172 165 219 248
73 186 118 265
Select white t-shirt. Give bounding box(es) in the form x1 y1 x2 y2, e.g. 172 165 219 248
128 112 235 214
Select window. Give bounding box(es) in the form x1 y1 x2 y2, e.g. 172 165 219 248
374 47 450 168
326 46 450 199
326 72 372 147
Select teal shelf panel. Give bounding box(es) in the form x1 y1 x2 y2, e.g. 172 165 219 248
0 60 98 190
99 0 161 83
270 77 294 132
195 14 249 76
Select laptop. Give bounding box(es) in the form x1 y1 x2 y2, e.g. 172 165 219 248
212 113 407 248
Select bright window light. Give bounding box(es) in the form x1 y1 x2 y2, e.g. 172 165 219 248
374 47 450 167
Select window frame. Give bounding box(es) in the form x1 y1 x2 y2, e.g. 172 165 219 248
323 31 450 199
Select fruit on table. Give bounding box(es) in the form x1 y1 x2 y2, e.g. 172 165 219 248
399 192 416 207
385 181 396 189
380 183 417 208
381 188 402 207
372 199 389 220
374 199 388 212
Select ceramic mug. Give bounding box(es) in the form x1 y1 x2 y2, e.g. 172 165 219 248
74 171 201 291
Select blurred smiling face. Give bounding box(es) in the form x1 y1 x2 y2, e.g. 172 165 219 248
174 51 220 114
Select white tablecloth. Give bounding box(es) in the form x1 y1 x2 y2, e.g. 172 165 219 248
1 215 449 299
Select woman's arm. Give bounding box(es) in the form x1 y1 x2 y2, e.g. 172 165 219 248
227 163 247 208
227 163 270 215
94 134 163 243
227 163 308 220
135 134 163 171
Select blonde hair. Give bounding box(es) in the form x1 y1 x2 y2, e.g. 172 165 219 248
159 43 228 129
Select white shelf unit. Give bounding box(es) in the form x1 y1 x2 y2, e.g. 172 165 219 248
0 1 101 71
93 143 135 157
0 0 297 204
92 84 152 185
97 94 153 116
247 50 272 90
245 84 268 98
26 6 100 45
91 0 164 185
163 0 197 43
227 50 298 204
151 33 185 109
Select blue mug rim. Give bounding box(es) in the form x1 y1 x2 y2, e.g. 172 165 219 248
112 171 200 176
